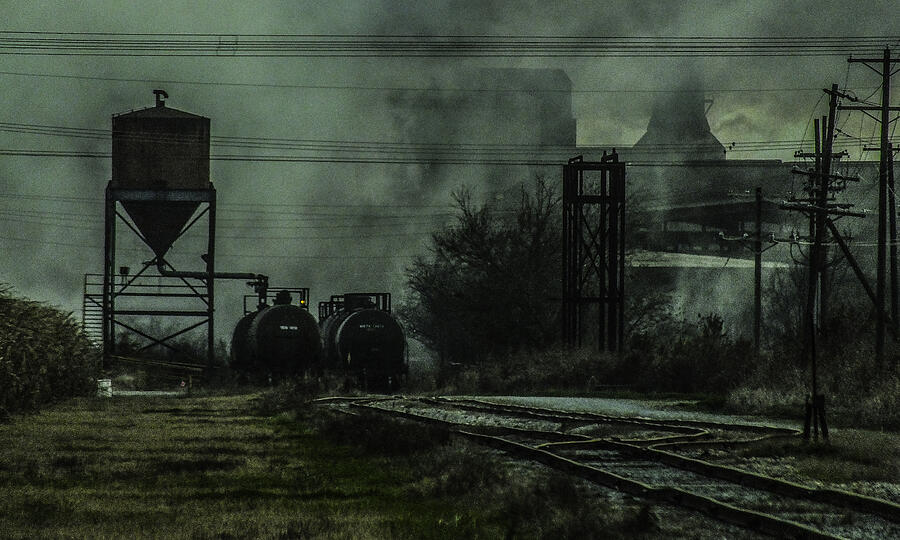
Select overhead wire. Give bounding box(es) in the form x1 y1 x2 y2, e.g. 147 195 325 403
0 190 456 210
0 120 896 162
0 69 863 95
0 233 421 259
0 32 896 57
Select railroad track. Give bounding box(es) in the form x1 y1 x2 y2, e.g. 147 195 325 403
315 396 900 539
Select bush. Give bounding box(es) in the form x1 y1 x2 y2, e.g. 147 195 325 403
624 313 753 394
253 378 322 416
443 346 615 395
0 286 100 415
725 346 900 429
403 178 562 371
314 409 450 456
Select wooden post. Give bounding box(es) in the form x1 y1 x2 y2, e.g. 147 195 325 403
754 187 762 359
888 142 898 339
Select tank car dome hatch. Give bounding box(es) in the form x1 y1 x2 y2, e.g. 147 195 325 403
111 90 211 258
273 290 293 305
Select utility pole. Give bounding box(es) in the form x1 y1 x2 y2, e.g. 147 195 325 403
819 118 829 327
754 187 762 359
841 48 900 366
818 85 840 333
891 143 898 339
783 83 850 442
717 189 774 360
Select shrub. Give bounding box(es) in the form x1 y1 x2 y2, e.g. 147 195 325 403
443 346 614 395
253 378 322 416
403 178 562 370
623 313 753 394
313 409 450 456
496 471 658 539
0 286 100 414
723 340 900 428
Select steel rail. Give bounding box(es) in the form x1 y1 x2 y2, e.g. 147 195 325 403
440 397 799 435
332 397 900 536
346 399 844 539
426 397 900 522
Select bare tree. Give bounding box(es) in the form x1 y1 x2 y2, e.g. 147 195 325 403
403 177 561 370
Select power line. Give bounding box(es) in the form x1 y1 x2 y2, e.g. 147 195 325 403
0 220 447 237
0 210 448 224
0 191 454 210
0 233 420 259
0 69 852 95
0 147 894 166
2 119 896 153
0 32 896 57
2 119 895 164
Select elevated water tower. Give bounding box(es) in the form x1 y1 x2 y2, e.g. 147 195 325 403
99 90 265 371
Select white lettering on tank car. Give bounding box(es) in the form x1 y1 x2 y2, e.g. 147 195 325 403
357 323 385 330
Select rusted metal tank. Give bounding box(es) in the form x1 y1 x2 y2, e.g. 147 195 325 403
111 91 210 257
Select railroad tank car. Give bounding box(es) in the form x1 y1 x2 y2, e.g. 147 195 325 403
230 290 322 380
319 293 407 391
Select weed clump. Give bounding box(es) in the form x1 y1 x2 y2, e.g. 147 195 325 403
314 410 449 456
443 346 613 395
496 471 659 539
252 378 323 417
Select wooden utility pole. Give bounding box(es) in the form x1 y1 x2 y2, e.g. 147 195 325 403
784 84 847 442
818 87 840 333
717 189 772 360
803 118 821 367
754 187 762 359
891 143 898 338
841 48 900 366
819 118 829 327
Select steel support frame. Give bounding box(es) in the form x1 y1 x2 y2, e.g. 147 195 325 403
562 157 626 351
102 184 217 369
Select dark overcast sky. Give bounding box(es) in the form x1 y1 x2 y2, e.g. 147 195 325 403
2 1 897 341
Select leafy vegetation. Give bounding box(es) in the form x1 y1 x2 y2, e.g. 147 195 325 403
721 264 900 429
623 313 755 394
403 178 561 373
0 285 99 416
442 346 612 395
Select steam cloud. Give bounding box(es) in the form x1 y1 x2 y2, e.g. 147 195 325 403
1 1 896 345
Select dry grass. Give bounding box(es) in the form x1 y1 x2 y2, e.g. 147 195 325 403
735 429 900 484
0 392 663 539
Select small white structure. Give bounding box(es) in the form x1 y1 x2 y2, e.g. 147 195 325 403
97 379 113 398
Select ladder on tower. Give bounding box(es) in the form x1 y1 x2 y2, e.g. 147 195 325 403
82 274 103 347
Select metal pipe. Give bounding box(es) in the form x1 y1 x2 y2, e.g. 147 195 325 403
155 263 266 282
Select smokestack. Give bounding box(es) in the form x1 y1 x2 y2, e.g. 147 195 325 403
630 72 725 161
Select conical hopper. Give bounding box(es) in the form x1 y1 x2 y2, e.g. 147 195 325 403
121 200 201 259
111 97 211 259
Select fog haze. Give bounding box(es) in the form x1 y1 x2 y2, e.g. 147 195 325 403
1 1 896 342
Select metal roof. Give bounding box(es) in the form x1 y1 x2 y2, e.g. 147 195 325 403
113 103 207 120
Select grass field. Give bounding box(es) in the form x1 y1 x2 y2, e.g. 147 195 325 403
4 391 893 539
0 392 654 539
